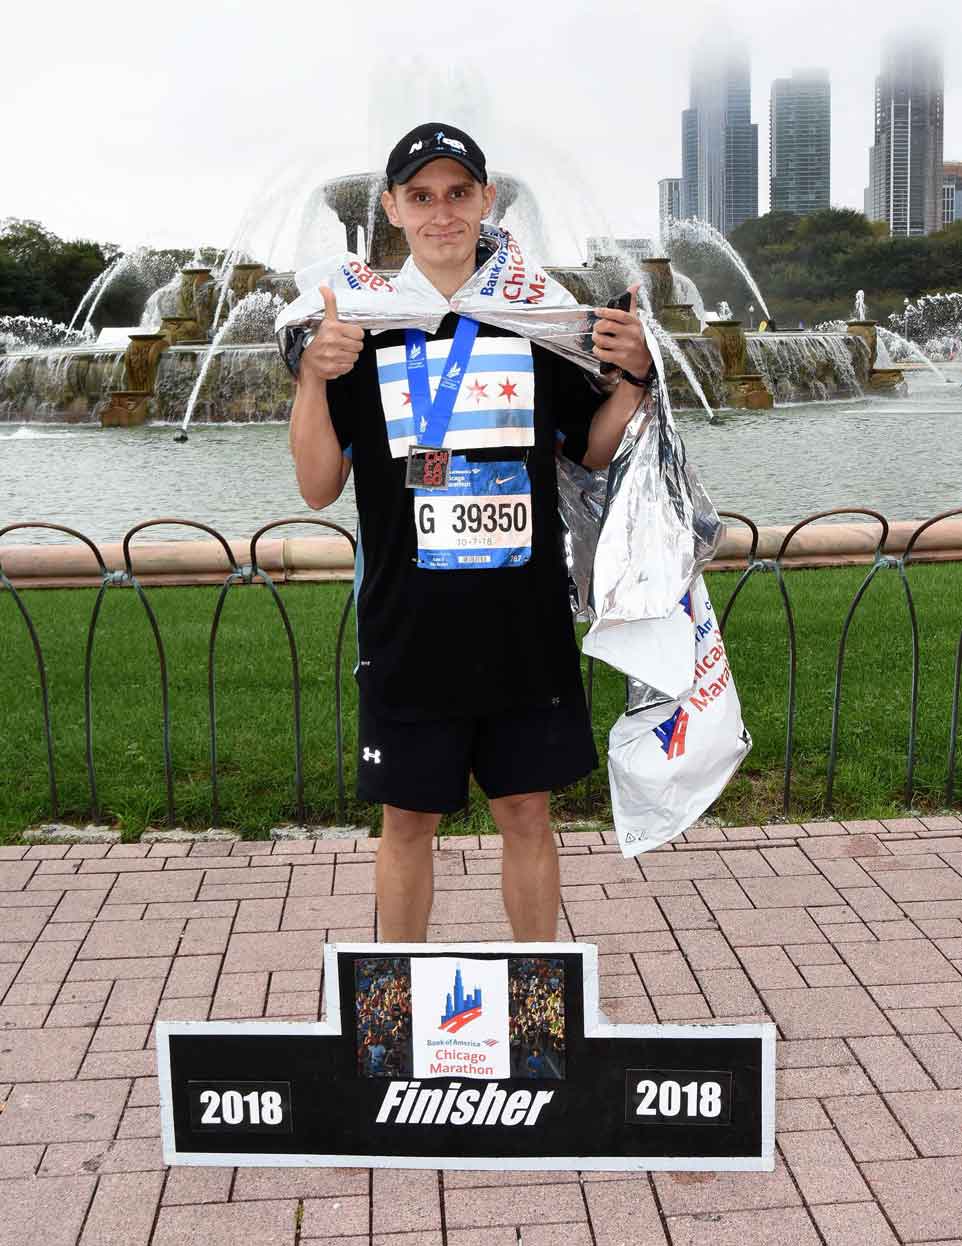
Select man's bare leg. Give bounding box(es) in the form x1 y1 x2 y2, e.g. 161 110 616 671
376 805 442 942
488 791 559 941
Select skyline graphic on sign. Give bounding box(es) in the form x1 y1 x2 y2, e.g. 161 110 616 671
440 964 483 1032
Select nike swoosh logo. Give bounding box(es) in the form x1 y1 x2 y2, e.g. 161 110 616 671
495 475 516 486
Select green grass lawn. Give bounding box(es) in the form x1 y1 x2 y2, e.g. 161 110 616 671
1 562 959 842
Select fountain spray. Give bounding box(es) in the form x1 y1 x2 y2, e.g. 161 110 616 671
176 291 286 442
663 217 771 322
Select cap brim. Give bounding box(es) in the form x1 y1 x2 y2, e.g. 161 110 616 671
390 151 485 185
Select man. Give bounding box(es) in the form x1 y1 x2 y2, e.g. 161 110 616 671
289 123 652 942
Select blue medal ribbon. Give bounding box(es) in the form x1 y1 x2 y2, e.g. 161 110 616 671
404 316 480 447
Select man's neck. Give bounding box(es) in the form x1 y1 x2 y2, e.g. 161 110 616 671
411 254 476 301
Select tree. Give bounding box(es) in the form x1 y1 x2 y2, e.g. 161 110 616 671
711 209 962 325
0 218 117 323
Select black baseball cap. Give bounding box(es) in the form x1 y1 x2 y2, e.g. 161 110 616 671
386 123 487 186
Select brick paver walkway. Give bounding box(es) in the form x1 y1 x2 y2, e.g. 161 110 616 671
2 817 962 1244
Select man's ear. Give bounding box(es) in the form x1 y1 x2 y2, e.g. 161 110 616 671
381 187 402 228
482 181 497 218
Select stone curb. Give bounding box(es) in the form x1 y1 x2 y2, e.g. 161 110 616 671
23 823 121 844
139 827 240 843
269 825 371 841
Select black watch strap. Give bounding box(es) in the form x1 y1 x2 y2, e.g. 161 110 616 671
620 359 658 389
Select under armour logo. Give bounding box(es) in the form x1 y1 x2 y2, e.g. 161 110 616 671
362 747 381 764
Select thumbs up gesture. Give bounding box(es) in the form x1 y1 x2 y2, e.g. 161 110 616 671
300 285 366 383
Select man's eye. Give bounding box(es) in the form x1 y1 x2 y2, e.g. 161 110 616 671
414 193 431 204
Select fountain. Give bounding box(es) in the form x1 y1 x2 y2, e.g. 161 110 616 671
1 167 910 423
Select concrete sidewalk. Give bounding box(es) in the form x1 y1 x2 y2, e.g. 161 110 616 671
1 816 962 1245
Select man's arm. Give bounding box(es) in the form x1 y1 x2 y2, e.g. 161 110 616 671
581 286 654 471
289 375 353 509
581 377 648 470
288 286 364 510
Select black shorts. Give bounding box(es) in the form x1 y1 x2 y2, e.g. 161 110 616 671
356 692 598 814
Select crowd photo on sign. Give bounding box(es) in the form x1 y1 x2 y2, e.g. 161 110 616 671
508 957 566 1078
354 956 566 1078
355 957 414 1078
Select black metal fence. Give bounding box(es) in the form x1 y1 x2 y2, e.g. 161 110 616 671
1 507 961 831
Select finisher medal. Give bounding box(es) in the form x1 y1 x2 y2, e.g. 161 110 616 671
405 445 452 490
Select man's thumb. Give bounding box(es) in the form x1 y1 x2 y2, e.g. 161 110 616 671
320 285 339 322
628 283 640 316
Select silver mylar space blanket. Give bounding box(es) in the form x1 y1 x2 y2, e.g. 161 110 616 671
275 227 751 853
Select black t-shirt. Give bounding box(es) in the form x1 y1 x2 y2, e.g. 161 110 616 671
325 312 605 720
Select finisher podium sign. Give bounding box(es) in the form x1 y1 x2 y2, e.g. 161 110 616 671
157 943 775 1171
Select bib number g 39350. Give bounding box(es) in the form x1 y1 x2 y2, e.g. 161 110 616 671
414 457 532 570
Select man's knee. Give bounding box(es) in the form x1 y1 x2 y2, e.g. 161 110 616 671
381 805 442 844
489 790 550 833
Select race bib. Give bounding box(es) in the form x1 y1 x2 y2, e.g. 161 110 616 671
414 457 532 570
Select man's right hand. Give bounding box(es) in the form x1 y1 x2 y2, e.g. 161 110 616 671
300 286 365 383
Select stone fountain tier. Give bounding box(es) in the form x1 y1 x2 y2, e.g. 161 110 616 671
0 346 127 422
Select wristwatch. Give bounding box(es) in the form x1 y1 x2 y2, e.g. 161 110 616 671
620 360 658 389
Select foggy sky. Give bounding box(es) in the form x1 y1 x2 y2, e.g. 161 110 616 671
5 0 960 268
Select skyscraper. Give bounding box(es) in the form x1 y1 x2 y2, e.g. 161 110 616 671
658 178 681 235
680 36 758 234
866 33 944 235
943 162 962 227
681 110 699 218
770 69 831 216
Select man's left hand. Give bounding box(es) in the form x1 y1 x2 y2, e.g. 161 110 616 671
591 284 652 379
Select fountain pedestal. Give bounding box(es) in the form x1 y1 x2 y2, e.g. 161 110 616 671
179 266 215 338
230 263 267 301
726 374 775 410
161 316 205 345
702 320 773 410
846 320 878 369
640 258 674 317
124 332 169 393
100 391 151 427
847 318 906 394
661 303 700 334
867 368 906 393
99 331 169 427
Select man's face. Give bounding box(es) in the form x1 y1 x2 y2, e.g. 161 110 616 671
381 158 497 271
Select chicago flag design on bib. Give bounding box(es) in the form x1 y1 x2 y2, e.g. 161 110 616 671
376 336 534 459
410 957 510 1080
